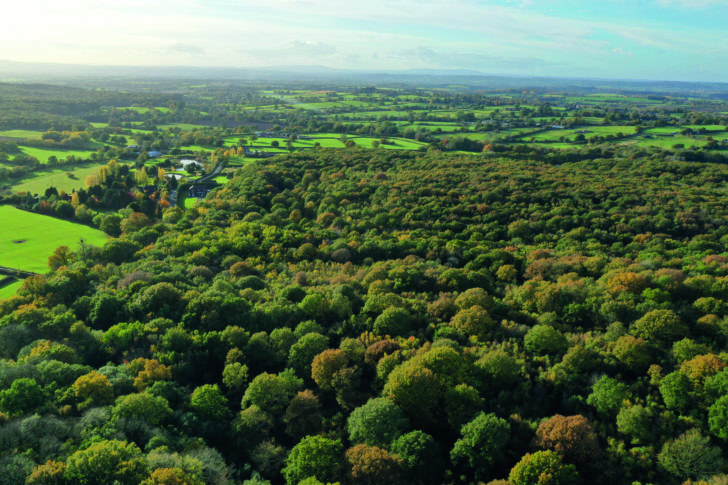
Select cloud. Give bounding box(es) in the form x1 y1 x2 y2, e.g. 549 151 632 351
0 0 726 80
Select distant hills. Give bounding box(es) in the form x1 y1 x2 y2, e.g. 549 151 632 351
1 59 727 93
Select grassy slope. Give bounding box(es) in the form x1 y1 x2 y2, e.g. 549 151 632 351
11 164 107 194
0 280 22 300
0 206 109 273
0 130 44 139
19 145 98 163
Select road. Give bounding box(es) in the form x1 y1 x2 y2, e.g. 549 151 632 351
169 160 225 207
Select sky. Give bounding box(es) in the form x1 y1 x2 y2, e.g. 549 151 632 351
2 0 727 82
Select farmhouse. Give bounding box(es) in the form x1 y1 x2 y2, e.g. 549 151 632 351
243 147 276 158
188 185 212 198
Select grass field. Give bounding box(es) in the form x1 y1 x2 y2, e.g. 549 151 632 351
0 205 109 273
113 106 171 114
0 130 44 139
158 123 209 130
19 146 99 163
0 280 22 300
11 164 109 194
517 126 633 142
631 135 707 149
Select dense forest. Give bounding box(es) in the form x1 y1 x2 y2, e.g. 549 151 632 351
3 146 728 484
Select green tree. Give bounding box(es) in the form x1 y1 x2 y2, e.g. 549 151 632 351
0 377 45 416
616 404 653 443
99 214 122 237
631 309 687 343
284 390 321 439
705 368 728 405
709 395 728 440
444 384 484 429
373 306 415 337
475 349 521 389
64 439 147 484
112 392 172 425
384 361 441 425
587 375 629 417
449 305 495 341
348 397 409 448
509 450 580 485
288 333 329 379
660 371 694 412
242 370 303 417
451 412 510 479
658 429 721 481
524 325 568 356
191 384 231 421
390 430 443 485
613 335 652 372
282 435 344 485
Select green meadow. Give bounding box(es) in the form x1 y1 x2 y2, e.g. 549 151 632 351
11 164 109 194
0 280 22 300
0 130 45 139
158 123 209 130
0 206 109 273
19 146 99 163
112 106 171 114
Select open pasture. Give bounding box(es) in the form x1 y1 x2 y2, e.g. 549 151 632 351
11 163 110 194
0 130 44 139
0 280 22 300
19 145 99 163
0 205 108 273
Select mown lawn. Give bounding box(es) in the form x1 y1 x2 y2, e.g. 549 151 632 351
0 206 109 273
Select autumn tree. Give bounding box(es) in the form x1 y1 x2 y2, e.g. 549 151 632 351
346 444 404 485
73 371 114 411
535 415 601 467
311 349 349 390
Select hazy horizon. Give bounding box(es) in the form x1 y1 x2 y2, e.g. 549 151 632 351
3 0 727 82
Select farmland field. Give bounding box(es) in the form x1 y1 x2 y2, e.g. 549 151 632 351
0 206 109 273
19 145 99 163
11 164 109 194
0 130 44 139
0 280 22 300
